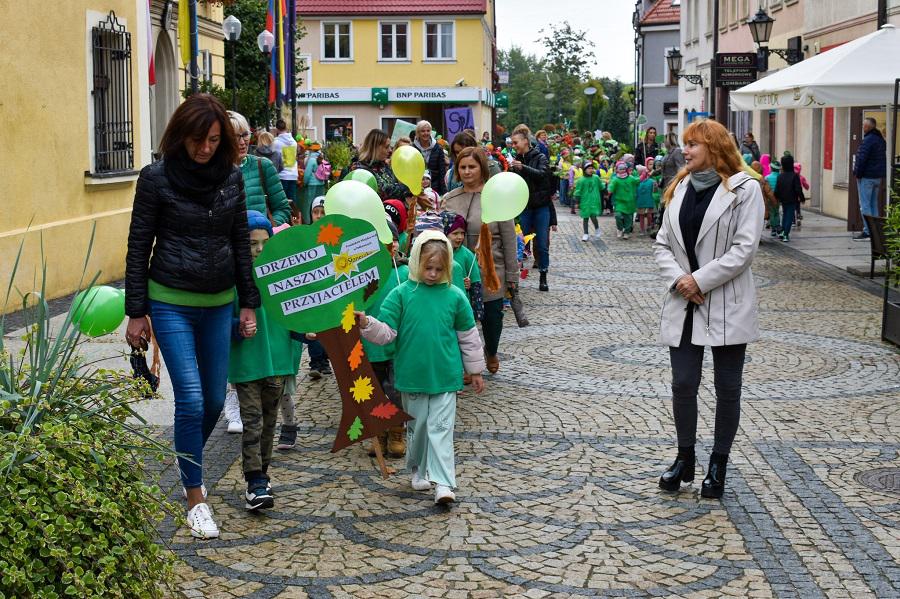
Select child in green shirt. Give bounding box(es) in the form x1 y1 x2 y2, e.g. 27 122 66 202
228 210 301 512
608 161 638 239
358 230 486 506
443 212 483 322
574 160 604 242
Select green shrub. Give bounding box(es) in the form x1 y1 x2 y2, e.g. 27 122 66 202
0 236 178 598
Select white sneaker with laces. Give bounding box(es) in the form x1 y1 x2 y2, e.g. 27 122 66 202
623 233 630 240
434 485 456 505
187 503 219 539
616 230 623 238
595 230 602 239
410 468 432 491
223 387 243 433
581 233 589 242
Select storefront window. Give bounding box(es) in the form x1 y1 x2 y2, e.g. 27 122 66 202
324 117 354 144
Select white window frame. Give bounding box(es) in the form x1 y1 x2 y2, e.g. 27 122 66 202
323 115 356 145
200 49 213 82
321 21 353 62
378 20 410 62
423 21 455 62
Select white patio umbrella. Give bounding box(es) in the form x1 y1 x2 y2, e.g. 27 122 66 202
730 24 900 110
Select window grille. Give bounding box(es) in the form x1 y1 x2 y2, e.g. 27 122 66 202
91 11 134 175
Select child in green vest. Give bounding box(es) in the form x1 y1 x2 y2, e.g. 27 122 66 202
443 212 483 321
364 219 410 460
608 161 638 240
357 230 486 506
228 210 302 511
635 165 658 236
574 160 604 241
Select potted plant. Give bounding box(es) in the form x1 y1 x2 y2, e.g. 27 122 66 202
323 140 352 181
882 200 900 345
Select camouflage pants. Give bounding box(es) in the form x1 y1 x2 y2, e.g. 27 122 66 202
236 376 286 481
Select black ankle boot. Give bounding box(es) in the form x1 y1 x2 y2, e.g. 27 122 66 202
701 452 728 499
659 446 695 492
539 271 549 292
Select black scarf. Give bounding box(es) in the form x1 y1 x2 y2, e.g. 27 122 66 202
164 147 234 203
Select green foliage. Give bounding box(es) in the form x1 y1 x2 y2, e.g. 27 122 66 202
575 79 608 133
0 231 178 598
885 194 900 286
497 46 552 131
597 79 632 147
537 22 597 126
323 140 353 172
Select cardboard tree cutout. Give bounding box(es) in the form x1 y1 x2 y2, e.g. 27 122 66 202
253 214 411 473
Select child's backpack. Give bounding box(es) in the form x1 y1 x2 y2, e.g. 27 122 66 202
314 160 332 182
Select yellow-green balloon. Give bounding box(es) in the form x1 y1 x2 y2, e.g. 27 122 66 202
346 169 378 193
324 180 393 244
481 172 529 223
391 145 425 196
71 285 126 337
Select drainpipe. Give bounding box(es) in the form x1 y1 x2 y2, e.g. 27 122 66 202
878 0 887 28
710 0 718 121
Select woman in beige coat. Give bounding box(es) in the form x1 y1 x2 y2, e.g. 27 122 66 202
442 147 519 374
652 119 764 500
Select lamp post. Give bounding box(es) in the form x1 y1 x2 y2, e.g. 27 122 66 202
544 90 555 124
257 29 275 128
747 8 802 72
222 15 242 111
583 86 597 134
666 48 704 85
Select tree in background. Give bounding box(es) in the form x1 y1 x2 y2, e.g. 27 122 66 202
575 79 608 134
595 78 632 147
496 46 548 133
537 22 596 125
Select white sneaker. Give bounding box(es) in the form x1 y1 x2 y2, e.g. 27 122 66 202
616 229 623 238
181 484 208 500
623 233 630 240
410 468 432 491
594 230 602 239
223 388 243 433
187 503 219 539
581 233 589 242
434 485 456 505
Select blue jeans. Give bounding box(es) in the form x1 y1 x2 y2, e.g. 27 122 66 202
149 300 232 489
781 203 797 237
308 339 328 368
856 177 881 234
518 205 551 272
559 179 570 206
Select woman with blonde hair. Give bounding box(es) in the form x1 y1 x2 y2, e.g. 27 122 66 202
346 128 412 202
653 119 764 500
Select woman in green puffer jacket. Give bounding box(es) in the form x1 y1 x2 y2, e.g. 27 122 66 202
228 111 291 226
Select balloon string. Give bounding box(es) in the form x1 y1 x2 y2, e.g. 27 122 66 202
393 255 402 286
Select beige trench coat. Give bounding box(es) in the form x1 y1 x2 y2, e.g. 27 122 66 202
653 172 765 347
441 188 519 303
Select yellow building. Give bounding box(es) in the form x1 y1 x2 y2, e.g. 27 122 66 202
295 0 498 143
0 0 224 308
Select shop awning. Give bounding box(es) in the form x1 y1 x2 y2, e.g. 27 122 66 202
730 24 900 110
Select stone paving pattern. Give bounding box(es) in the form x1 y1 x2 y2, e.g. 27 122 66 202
158 211 900 598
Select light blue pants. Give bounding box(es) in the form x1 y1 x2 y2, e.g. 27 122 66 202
856 177 881 235
402 391 457 488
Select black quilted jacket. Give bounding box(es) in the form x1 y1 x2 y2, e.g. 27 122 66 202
125 160 260 318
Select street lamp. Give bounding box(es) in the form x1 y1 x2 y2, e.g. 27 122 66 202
257 29 275 127
222 15 242 111
747 8 802 71
544 90 555 124
583 86 597 134
666 48 703 85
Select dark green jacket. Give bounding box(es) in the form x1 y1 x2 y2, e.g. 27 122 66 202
239 155 291 225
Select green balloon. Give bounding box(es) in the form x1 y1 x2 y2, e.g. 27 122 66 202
71 285 125 337
481 172 529 223
346 169 378 193
324 180 393 244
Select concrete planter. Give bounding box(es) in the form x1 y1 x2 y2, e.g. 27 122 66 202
883 298 900 346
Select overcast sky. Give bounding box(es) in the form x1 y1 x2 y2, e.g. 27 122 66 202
495 0 636 83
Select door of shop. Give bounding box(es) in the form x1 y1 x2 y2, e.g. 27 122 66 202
848 107 888 232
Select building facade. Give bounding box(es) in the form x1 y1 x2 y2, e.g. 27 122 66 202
635 0 681 139
0 0 224 307
295 0 497 143
676 0 717 133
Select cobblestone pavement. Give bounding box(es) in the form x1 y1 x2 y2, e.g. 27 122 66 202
161 211 900 598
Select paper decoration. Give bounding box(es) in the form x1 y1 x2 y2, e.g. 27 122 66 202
253 214 411 456
390 119 417 146
370 402 399 420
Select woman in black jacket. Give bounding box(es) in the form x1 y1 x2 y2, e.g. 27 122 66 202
510 126 553 291
125 94 259 539
774 155 804 242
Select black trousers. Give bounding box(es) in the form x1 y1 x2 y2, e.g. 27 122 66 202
482 299 504 357
669 311 746 455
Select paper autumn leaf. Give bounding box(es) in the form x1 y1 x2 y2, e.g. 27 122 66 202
350 376 374 404
317 222 343 246
348 340 364 371
341 302 355 333
347 416 363 441
370 402 399 420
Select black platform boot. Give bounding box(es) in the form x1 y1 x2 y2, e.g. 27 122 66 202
700 452 728 499
659 446 695 492
539 271 549 292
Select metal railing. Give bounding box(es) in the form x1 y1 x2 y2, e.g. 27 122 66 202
91 11 134 175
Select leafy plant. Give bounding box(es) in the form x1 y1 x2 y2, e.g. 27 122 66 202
0 232 178 598
885 197 900 287
323 140 353 172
